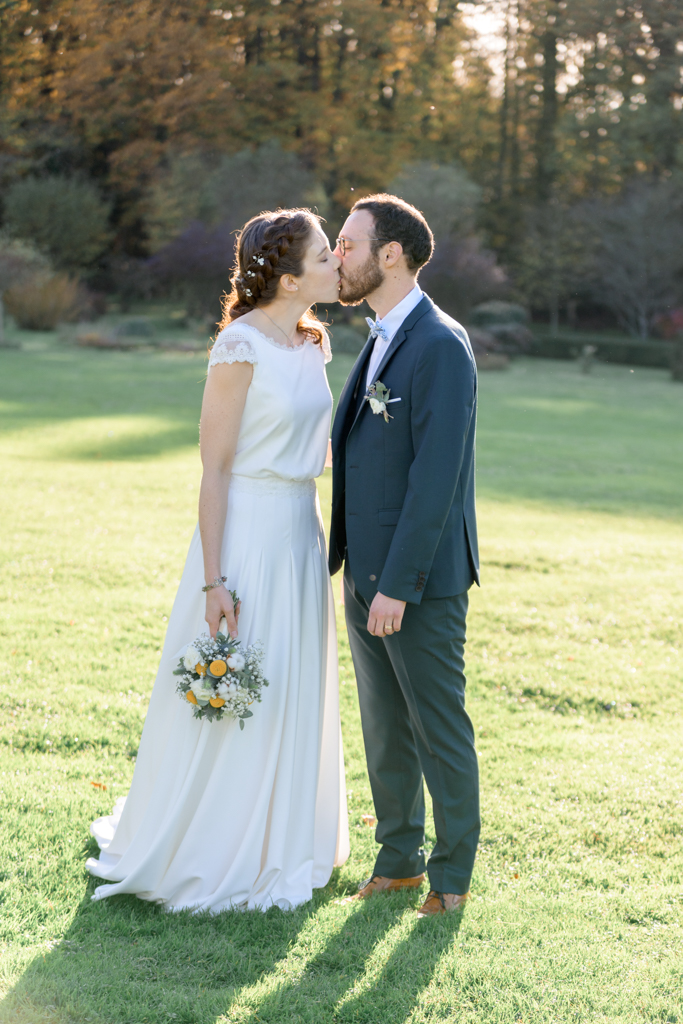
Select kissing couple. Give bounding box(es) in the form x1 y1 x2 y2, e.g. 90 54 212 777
87 195 480 920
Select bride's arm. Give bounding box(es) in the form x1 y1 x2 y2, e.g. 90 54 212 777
198 361 253 638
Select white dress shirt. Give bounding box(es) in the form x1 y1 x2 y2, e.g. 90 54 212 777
365 285 423 390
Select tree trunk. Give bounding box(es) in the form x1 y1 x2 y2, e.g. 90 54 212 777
567 298 578 331
535 1 560 203
495 3 513 202
549 290 559 336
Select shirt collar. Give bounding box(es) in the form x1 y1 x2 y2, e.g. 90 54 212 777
374 284 423 344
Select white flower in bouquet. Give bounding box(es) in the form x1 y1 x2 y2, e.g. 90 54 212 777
174 619 268 727
184 645 201 672
369 397 386 416
191 679 212 701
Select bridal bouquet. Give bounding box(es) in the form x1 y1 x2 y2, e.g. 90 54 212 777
174 619 268 729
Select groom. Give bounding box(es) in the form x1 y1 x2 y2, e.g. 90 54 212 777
329 194 480 918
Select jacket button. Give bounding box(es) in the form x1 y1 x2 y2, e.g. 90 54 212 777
369 574 376 581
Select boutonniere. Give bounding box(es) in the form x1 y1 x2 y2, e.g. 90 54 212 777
365 380 401 423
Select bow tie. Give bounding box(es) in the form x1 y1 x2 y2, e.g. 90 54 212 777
366 316 389 343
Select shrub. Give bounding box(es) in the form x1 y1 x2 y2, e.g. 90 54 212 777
469 300 529 327
0 235 51 342
4 274 83 330
466 327 509 371
468 301 532 355
653 308 683 340
4 175 111 271
328 324 365 355
420 236 508 321
148 220 235 318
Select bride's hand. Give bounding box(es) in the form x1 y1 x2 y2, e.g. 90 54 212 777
205 586 239 639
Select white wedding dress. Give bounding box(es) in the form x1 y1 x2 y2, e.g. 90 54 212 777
86 322 349 912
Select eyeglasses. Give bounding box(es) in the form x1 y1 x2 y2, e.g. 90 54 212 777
335 236 391 256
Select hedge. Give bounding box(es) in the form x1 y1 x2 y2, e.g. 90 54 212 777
528 331 677 369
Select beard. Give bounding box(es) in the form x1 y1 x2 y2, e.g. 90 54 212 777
338 251 385 305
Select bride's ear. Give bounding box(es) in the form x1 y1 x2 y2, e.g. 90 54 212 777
279 274 300 294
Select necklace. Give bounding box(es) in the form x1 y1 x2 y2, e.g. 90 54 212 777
259 309 302 349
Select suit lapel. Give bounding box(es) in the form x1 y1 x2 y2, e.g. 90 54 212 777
331 332 374 448
335 295 434 443
370 295 433 387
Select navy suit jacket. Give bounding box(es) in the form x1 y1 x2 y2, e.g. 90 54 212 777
329 295 480 606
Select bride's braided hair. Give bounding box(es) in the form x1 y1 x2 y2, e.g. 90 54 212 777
218 208 325 345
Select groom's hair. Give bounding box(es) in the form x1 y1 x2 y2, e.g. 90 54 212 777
350 194 434 271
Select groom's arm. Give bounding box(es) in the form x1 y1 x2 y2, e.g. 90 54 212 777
377 328 476 605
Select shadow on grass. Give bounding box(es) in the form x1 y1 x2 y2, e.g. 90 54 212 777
0 349 206 436
48 424 201 462
1 847 463 1024
233 893 464 1024
1 866 313 1023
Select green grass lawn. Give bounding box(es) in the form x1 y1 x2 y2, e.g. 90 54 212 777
0 340 682 1024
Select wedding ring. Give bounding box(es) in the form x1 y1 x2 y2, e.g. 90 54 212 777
385 625 394 634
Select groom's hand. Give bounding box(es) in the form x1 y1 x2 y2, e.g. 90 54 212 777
367 592 406 638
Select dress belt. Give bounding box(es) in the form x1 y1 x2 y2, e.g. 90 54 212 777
229 475 316 497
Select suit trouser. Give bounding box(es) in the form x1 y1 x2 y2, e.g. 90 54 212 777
343 565 480 894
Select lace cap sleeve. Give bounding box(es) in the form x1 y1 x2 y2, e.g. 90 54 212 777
208 328 258 369
321 327 332 364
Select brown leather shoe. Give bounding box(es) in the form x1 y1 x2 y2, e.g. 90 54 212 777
341 874 425 903
417 890 470 918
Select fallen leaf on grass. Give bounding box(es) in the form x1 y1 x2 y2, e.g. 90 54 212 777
90 781 107 791
361 814 376 826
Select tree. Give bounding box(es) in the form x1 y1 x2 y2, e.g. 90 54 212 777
390 160 506 320
0 1 488 236
146 142 327 252
388 161 481 240
515 201 593 333
585 181 683 339
4 176 111 271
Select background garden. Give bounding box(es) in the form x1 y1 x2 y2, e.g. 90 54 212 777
1 0 683 1021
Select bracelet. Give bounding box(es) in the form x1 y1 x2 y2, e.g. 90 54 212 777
202 576 228 592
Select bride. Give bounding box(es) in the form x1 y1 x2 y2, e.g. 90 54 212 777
86 208 350 912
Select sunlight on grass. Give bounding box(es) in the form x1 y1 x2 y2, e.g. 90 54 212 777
0 349 681 1024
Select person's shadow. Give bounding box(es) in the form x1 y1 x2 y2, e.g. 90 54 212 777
2 835 463 1023
225 891 465 1023
0 833 314 1023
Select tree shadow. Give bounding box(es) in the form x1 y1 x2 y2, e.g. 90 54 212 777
47 423 201 462
0 349 206 440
